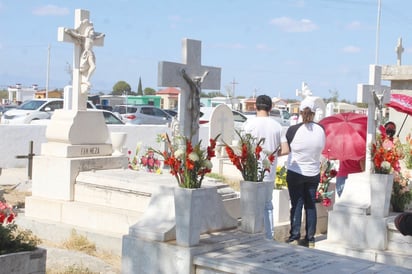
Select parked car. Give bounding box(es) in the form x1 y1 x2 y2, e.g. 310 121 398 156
269 108 290 126
112 105 139 122
97 109 125 125
163 109 178 117
31 109 125 125
1 99 96 124
123 105 173 125
0 105 18 116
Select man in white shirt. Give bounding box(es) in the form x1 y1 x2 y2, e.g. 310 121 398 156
243 95 283 240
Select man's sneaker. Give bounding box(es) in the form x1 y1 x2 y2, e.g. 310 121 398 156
299 239 315 248
286 239 299 245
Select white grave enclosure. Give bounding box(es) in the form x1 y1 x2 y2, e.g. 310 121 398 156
24 9 128 231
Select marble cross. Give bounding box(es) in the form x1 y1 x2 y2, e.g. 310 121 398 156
58 9 105 111
396 37 404 66
158 38 221 144
357 65 391 173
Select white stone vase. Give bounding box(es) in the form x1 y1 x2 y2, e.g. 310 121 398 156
110 132 127 156
370 173 394 217
272 188 290 224
240 180 267 233
174 186 215 247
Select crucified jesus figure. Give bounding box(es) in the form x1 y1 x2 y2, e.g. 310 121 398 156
181 69 209 137
64 19 105 94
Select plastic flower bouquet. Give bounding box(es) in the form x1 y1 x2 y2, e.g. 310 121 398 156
140 149 161 173
316 160 337 207
404 133 412 169
224 131 277 182
391 171 412 212
152 133 219 188
372 125 404 174
127 143 142 171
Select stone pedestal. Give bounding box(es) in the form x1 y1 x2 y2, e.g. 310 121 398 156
272 188 289 224
30 155 127 201
46 109 109 146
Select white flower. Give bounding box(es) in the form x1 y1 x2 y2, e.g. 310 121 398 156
188 152 199 162
203 159 213 169
174 149 184 159
262 159 271 169
381 161 391 172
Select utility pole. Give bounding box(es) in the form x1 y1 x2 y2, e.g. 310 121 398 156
375 0 381 64
46 44 51 98
229 78 239 98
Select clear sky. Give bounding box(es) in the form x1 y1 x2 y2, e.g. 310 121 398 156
1 0 411 103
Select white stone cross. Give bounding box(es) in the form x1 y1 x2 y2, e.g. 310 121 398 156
396 37 404 66
57 9 105 111
357 65 390 173
158 38 221 144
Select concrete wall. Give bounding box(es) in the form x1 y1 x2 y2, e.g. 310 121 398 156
0 124 209 168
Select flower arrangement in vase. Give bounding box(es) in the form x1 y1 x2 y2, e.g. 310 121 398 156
152 133 219 188
224 131 278 182
371 125 404 174
391 171 412 212
315 159 337 207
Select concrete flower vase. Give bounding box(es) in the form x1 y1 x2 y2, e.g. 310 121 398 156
370 173 394 217
240 180 267 234
110 132 127 156
174 187 215 247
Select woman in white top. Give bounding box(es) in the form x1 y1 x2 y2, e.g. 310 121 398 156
282 98 325 248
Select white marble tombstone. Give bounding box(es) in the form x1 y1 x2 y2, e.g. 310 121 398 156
209 104 234 152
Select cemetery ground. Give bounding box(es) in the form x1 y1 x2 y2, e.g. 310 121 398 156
0 168 241 274
0 168 121 274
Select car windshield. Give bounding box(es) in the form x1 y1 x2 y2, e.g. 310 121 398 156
19 100 47 110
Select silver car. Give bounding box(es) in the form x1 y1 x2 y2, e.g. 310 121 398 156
124 105 173 125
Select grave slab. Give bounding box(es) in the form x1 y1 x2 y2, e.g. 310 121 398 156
122 228 411 274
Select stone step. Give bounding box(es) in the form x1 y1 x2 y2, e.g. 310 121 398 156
25 196 143 236
75 169 241 219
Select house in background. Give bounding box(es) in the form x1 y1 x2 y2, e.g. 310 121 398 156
156 87 179 109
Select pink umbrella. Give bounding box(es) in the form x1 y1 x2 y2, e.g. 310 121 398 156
386 93 412 136
319 113 367 161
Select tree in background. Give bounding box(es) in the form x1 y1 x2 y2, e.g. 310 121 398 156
144 87 156 95
112 81 131 95
208 91 225 97
137 77 143 96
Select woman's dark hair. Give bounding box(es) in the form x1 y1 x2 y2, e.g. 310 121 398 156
300 108 315 123
385 121 396 137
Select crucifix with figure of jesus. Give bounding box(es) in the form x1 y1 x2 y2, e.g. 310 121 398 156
158 39 221 145
58 9 105 111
